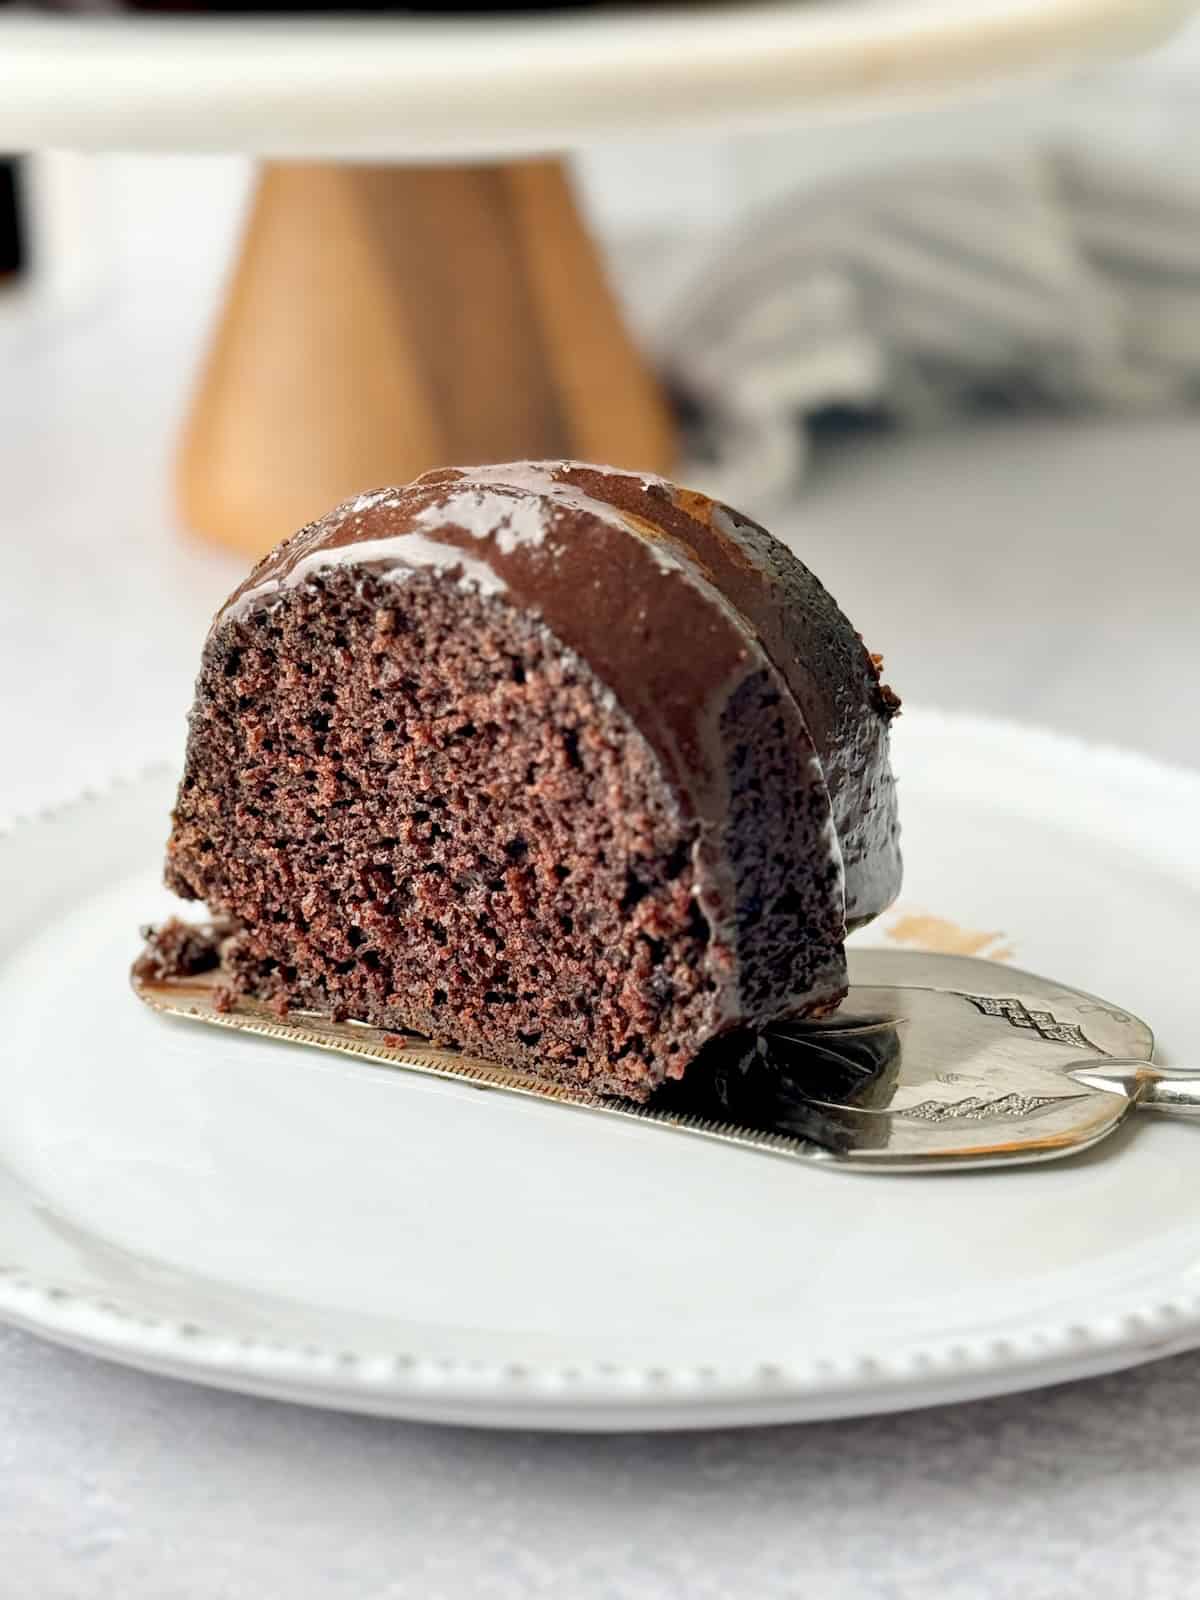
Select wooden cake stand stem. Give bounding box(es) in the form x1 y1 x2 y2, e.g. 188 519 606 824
177 158 677 558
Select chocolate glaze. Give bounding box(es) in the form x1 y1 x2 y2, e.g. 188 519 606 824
225 459 900 918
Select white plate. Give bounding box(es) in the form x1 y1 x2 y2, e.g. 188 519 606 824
1 708 1199 1430
0 1 1191 158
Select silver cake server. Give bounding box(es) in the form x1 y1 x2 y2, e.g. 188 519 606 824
132 945 1199 1173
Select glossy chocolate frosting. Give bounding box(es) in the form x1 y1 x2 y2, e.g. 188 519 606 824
223 461 901 945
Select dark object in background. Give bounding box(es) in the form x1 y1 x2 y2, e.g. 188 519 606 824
122 1 607 10
0 158 26 282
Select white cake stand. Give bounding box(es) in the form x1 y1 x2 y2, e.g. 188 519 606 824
1 0 1191 552
1 0 1191 155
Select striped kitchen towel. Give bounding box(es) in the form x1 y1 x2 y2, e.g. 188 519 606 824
661 149 1200 504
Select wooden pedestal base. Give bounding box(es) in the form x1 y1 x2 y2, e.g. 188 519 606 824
177 159 676 558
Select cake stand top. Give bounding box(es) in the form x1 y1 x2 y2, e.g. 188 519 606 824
0 0 1192 158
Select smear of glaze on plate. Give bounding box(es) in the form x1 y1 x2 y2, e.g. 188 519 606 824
883 911 1014 963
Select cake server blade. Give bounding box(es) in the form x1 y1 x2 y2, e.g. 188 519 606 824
132 947 1191 1173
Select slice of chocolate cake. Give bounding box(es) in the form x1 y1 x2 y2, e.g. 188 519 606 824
152 461 900 1100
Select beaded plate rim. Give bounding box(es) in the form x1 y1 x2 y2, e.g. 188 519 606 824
2 710 1200 1429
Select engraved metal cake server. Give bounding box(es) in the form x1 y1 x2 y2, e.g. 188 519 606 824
132 946 1199 1173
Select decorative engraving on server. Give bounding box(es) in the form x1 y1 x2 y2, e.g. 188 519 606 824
958 993 1097 1052
898 1091 1079 1124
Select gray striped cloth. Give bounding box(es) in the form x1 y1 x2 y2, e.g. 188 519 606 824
661 150 1200 504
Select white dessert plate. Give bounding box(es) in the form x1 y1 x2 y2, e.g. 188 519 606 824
1 708 1198 1430
0 1 1192 158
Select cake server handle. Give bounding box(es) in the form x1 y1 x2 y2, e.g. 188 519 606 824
1069 1062 1200 1116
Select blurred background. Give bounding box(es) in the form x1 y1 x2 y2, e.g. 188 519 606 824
1 3 1199 817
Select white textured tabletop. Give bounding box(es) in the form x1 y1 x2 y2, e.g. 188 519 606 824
2 156 1200 1597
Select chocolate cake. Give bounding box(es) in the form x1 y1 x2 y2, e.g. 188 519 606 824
150 461 900 1100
